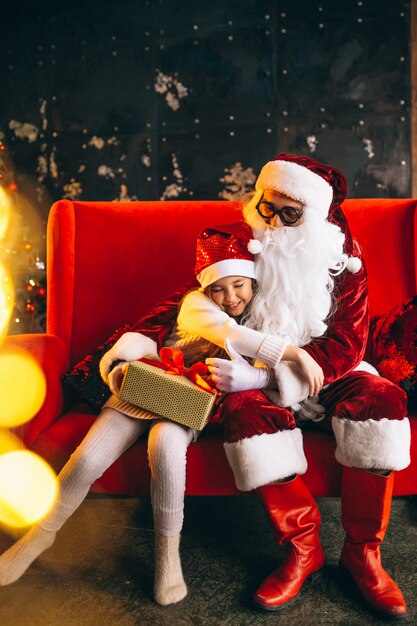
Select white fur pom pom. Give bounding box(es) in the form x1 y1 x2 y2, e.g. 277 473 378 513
346 256 362 273
248 239 263 254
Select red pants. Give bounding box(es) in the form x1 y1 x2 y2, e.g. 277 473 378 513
216 371 407 442
216 372 410 491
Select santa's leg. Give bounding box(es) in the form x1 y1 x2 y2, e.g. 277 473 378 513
147 419 198 606
340 468 407 620
323 371 410 620
219 390 324 610
254 475 325 610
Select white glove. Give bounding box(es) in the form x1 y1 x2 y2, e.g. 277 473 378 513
99 332 157 384
108 362 128 395
206 338 270 393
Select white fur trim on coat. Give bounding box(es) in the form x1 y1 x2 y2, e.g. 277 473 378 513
266 361 309 408
99 332 158 383
223 428 307 491
332 416 411 471
269 360 380 410
255 159 333 217
353 360 379 376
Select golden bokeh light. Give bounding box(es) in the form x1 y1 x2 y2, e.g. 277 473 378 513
0 430 24 456
0 345 46 427
0 171 58 532
0 451 58 528
0 262 14 344
0 186 10 241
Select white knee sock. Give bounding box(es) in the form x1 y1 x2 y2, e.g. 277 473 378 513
0 526 56 586
147 420 197 536
147 420 197 605
42 408 148 531
0 408 147 585
154 533 187 605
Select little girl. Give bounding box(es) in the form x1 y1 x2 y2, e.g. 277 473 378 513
0 222 320 604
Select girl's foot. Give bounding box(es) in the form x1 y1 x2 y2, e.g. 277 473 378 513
0 526 56 585
154 533 187 605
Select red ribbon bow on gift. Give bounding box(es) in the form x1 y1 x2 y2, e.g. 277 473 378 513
139 347 217 395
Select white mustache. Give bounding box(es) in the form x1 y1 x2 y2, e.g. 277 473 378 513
261 227 307 258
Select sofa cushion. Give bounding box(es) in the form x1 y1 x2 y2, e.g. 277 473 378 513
370 296 417 410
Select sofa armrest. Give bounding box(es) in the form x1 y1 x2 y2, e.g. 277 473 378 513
3 333 69 447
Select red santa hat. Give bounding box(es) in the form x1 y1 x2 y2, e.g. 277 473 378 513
195 222 257 289
254 153 362 273
255 153 336 218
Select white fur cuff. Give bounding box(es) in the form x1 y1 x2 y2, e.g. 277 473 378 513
332 416 411 471
99 332 158 382
267 361 309 408
223 428 307 491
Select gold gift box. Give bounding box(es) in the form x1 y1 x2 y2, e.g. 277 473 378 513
119 360 216 430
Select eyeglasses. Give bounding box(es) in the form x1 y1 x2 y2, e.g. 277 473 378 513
256 196 304 226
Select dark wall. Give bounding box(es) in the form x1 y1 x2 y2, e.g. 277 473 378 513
0 0 412 215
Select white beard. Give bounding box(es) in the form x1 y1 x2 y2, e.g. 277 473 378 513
242 193 348 346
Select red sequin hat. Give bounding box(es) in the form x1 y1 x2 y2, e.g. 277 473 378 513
195 222 257 289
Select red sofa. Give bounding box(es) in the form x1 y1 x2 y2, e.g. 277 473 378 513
6 198 417 496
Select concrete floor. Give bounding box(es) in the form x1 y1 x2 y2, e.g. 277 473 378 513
0 495 415 626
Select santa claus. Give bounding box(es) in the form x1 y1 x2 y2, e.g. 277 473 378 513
101 154 410 620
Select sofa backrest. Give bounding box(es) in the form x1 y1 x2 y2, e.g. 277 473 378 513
47 198 417 365
344 198 417 316
47 200 242 363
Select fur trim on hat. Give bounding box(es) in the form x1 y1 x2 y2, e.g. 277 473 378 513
255 159 333 217
332 416 411 471
197 258 256 289
224 428 307 491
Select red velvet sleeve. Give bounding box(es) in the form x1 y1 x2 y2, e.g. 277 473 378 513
302 262 369 385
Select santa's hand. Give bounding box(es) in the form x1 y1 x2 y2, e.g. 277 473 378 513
107 362 128 395
205 339 270 392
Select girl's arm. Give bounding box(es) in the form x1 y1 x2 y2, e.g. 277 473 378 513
179 291 324 396
178 290 288 368
278 346 324 397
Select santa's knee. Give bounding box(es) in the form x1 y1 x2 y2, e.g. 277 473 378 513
331 377 410 472
366 376 407 420
220 390 296 442
217 392 306 491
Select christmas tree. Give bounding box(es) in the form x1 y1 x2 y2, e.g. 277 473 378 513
0 132 46 334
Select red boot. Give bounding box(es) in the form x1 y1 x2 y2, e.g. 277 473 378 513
340 467 408 620
254 475 325 611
